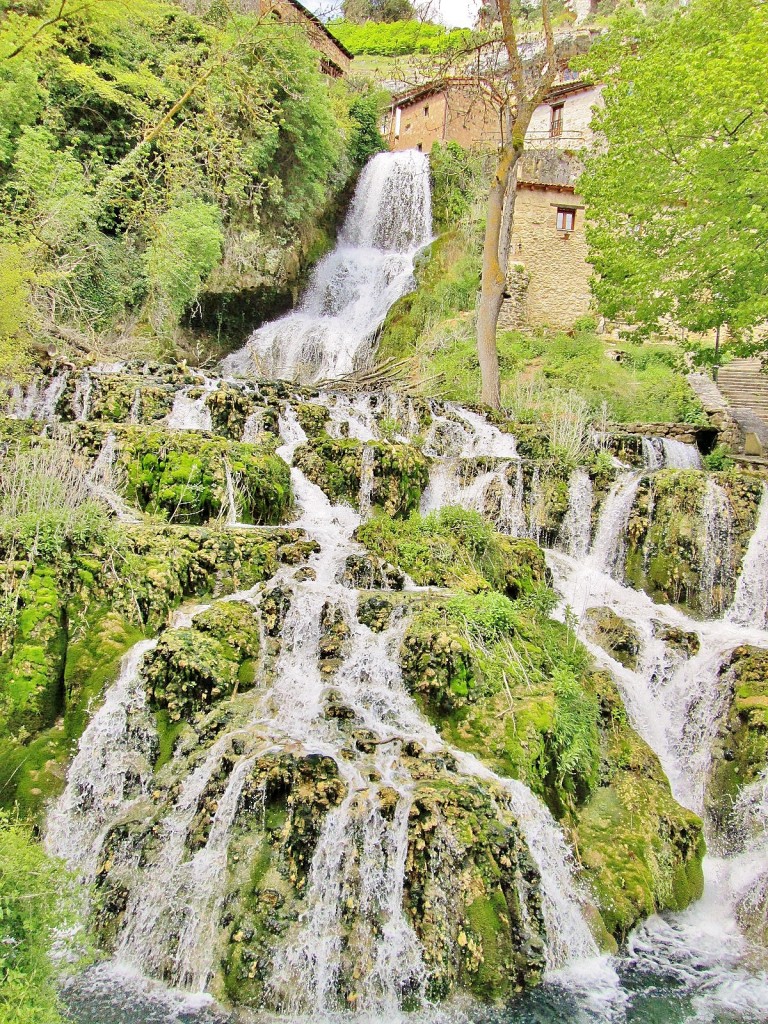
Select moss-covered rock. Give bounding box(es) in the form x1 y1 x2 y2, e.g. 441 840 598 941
0 565 66 737
294 436 430 517
143 601 260 720
356 507 548 597
624 469 763 614
706 645 768 837
405 773 546 1001
118 429 291 525
583 607 641 670
400 596 704 943
574 673 704 939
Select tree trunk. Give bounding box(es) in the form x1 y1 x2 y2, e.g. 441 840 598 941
477 147 521 407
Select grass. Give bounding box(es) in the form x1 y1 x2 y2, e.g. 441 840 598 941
377 238 706 424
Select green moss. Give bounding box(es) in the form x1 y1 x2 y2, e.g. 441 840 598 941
625 470 763 614
707 646 768 831
574 673 705 939
357 507 548 596
294 436 430 517
74 424 291 525
0 565 66 737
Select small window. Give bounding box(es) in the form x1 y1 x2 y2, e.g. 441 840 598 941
416 143 423 152
550 103 564 138
424 105 429 116
556 207 576 232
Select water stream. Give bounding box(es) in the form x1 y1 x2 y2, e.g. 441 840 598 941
36 151 768 1024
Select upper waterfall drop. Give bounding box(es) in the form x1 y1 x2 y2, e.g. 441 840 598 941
221 150 432 384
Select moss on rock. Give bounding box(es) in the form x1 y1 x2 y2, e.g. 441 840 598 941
143 601 260 720
294 436 430 517
707 645 768 836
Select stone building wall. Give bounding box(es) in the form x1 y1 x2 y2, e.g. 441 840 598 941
526 84 603 150
387 85 500 153
506 182 592 329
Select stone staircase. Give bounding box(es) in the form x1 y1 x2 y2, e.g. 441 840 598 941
717 358 768 425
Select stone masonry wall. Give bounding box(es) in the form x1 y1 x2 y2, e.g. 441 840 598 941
507 184 592 329
389 85 500 153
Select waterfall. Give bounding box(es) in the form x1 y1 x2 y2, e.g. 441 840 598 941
224 461 238 526
729 484 768 629
241 409 264 443
699 477 735 617
39 371 69 421
129 387 142 424
45 639 160 879
167 385 214 432
527 465 544 544
589 472 642 577
222 151 432 383
641 436 663 470
662 438 701 469
358 444 376 517
87 432 141 523
559 468 593 558
73 370 92 422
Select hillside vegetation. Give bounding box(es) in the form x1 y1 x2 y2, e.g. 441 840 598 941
329 19 476 55
377 142 704 424
0 0 384 378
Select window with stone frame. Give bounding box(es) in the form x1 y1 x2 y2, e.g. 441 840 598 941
550 103 564 138
556 207 576 232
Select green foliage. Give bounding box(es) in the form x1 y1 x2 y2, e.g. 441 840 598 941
348 91 388 166
0 442 113 557
498 331 705 424
377 231 481 371
0 1 359 354
579 0 768 340
144 200 223 330
429 142 489 233
330 19 474 55
0 240 34 375
703 444 735 471
357 506 548 596
0 814 81 1023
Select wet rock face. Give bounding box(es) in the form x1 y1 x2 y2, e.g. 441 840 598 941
624 470 763 614
143 601 261 720
318 602 351 674
707 645 768 836
584 606 641 670
294 436 430 517
405 777 547 1000
339 553 405 591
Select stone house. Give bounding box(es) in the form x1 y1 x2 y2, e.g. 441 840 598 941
386 77 603 329
181 0 353 77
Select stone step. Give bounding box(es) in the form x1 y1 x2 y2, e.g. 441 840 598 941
716 357 768 428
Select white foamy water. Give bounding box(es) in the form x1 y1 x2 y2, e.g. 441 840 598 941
729 484 768 629
222 151 432 383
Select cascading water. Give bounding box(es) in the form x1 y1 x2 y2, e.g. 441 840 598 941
558 467 593 558
699 476 735 617
221 151 432 383
547 459 768 1020
588 471 642 577
661 437 702 469
729 484 768 628
33 150 768 1024
166 383 214 431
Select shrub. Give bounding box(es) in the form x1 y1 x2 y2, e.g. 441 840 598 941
0 814 81 1024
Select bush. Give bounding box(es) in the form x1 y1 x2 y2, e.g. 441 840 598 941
0 442 112 557
0 814 81 1024
329 19 475 56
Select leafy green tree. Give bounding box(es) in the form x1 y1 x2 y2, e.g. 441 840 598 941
579 0 768 342
0 814 82 1024
0 1 363 366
